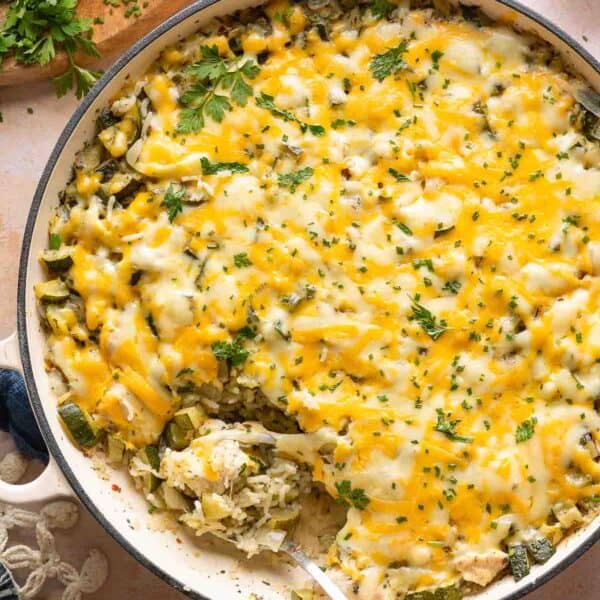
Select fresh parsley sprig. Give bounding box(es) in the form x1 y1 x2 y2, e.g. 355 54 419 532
256 92 326 136
0 0 101 98
161 185 185 223
277 166 314 193
435 408 473 443
335 480 370 510
176 45 260 134
516 416 537 443
409 297 448 340
370 40 409 82
200 157 249 175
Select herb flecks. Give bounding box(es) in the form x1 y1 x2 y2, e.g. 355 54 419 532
161 186 185 223
278 166 314 193
256 92 325 136
435 408 473 443
516 416 537 443
370 40 409 82
335 480 370 510
201 157 249 175
211 338 249 367
409 298 448 340
177 45 259 134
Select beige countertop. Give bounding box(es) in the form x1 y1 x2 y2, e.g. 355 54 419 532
0 1 599 598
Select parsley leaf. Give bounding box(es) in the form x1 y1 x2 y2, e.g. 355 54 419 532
370 40 409 82
412 258 434 272
442 280 462 294
200 157 249 175
389 168 411 182
409 297 447 340
211 338 249 367
335 480 370 510
176 46 259 134
331 118 356 129
430 49 444 71
256 92 326 136
370 0 395 19
278 166 314 193
161 186 185 223
435 408 473 443
0 0 101 98
516 416 537 443
233 252 252 268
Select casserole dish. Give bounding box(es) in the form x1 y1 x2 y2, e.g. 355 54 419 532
0 1 598 598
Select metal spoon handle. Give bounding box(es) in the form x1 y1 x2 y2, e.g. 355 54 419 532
281 539 348 600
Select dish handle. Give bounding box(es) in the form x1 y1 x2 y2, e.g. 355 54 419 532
0 332 74 503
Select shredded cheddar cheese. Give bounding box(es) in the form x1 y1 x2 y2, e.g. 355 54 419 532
38 1 600 597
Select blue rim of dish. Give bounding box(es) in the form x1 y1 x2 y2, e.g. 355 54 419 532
15 1 600 599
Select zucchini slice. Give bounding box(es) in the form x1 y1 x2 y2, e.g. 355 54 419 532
35 279 69 303
58 401 99 448
508 544 530 581
136 445 161 494
41 248 73 272
164 422 189 450
407 586 462 600
173 406 205 430
525 538 555 564
160 483 191 511
106 435 126 464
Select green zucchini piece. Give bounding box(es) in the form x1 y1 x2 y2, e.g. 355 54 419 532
106 435 126 464
173 406 205 430
160 483 191 511
58 401 98 448
165 422 189 450
508 544 530 581
41 248 73 272
139 445 160 471
74 142 103 172
407 586 461 600
526 538 555 564
136 445 161 494
35 279 69 303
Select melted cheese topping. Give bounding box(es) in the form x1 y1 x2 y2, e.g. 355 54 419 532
43 1 600 594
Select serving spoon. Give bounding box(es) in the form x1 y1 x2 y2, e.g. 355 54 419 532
281 538 348 600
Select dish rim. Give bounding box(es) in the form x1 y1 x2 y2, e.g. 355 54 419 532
16 1 600 598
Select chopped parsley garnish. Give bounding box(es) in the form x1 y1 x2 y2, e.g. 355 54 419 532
331 118 356 129
256 92 325 136
211 338 249 367
435 408 473 443
200 157 249 175
412 258 434 272
370 40 409 82
277 166 314 193
389 168 411 182
396 222 413 236
409 298 448 340
335 480 370 510
516 416 537 443
370 0 394 18
233 252 252 268
177 45 259 134
442 280 462 294
430 49 444 70
161 186 185 223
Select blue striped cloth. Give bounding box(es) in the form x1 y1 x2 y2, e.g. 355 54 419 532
0 370 48 463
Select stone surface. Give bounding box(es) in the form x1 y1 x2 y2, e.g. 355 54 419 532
0 1 598 598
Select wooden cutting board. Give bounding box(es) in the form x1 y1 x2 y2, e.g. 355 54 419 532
0 0 194 87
